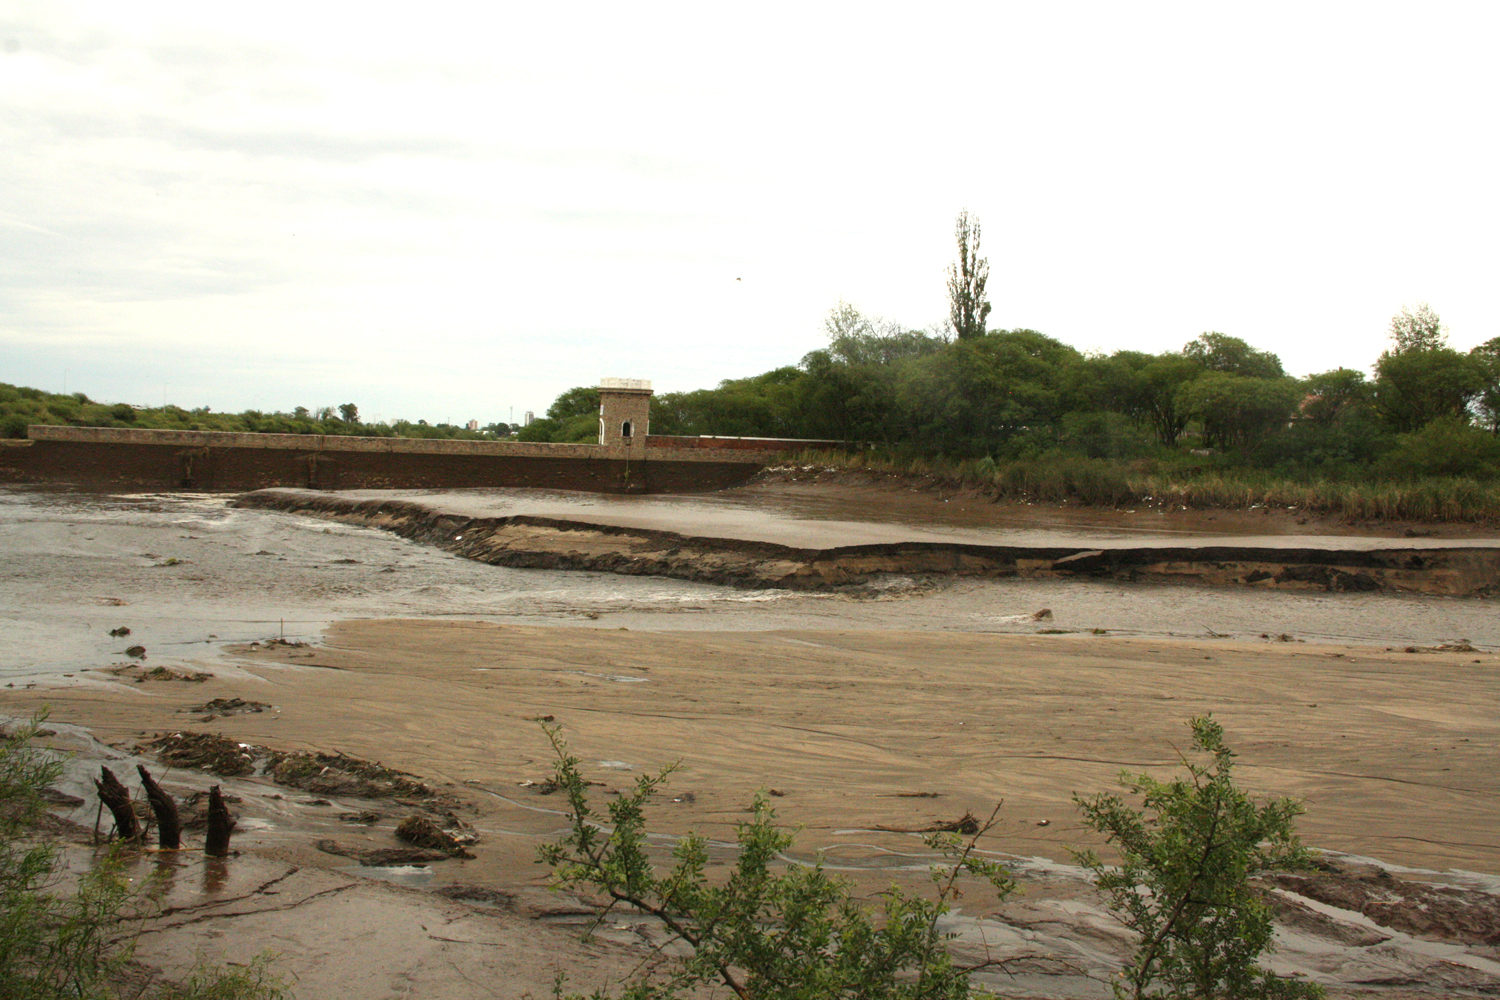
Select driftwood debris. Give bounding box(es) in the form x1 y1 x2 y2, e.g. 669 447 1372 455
136 764 182 849
873 811 980 836
94 766 142 842
205 785 235 857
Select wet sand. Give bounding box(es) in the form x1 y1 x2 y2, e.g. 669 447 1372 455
17 621 1499 874
10 621 1500 997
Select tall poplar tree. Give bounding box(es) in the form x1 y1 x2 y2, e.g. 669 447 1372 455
946 209 991 341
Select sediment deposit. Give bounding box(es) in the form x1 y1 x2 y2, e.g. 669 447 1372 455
235 488 1500 596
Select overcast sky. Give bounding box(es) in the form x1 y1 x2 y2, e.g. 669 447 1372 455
4 3 1497 424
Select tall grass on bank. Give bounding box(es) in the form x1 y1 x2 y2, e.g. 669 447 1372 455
780 448 1500 523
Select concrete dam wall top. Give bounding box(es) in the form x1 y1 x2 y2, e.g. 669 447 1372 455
4 425 824 494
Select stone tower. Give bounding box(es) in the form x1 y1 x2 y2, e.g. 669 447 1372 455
597 378 652 449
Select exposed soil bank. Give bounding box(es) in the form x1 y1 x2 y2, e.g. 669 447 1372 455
234 488 1500 597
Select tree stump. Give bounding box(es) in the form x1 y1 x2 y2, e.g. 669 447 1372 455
136 764 182 850
94 765 141 842
205 785 235 857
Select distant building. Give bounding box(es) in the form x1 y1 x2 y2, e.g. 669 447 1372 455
597 378 652 449
523 411 535 426
466 419 479 432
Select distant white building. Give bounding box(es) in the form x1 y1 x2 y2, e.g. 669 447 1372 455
466 419 479 432
523 411 535 426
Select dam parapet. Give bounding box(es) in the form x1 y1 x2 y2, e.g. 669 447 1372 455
1 425 833 494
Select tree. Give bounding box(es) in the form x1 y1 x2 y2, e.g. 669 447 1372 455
1373 347 1487 433
1471 337 1500 434
547 386 602 421
1073 716 1322 1000
1300 368 1371 427
1182 333 1284 379
946 210 991 341
1115 352 1203 448
537 727 1014 1000
1386 303 1446 355
338 403 360 424
1177 373 1301 450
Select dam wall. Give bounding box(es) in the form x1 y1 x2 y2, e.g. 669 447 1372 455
0 426 781 494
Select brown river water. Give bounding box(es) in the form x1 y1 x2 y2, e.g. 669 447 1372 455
2 483 1497 687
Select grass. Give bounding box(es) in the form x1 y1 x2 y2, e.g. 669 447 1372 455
781 448 1500 523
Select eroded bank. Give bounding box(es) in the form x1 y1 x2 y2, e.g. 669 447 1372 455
233 489 1500 597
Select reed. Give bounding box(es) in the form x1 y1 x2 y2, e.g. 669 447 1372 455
780 449 1500 523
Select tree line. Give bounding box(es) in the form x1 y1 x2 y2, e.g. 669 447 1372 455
0 388 516 442
526 212 1500 486
520 301 1500 483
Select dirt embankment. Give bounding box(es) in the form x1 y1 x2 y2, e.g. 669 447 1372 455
233 489 1500 596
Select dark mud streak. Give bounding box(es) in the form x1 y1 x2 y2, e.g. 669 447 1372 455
231 490 1500 597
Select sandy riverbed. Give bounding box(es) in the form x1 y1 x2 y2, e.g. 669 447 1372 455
8 620 1500 998
5 477 1500 998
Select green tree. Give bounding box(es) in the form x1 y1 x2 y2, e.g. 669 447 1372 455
537 727 1014 1000
1182 333 1284 379
1300 369 1370 427
1117 352 1203 448
1373 347 1487 433
946 210 991 341
1471 337 1500 434
337 403 360 424
1177 373 1301 450
1386 302 1446 355
1073 716 1322 1000
548 386 603 421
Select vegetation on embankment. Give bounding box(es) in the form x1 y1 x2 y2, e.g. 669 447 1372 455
0 384 514 441
785 443 1500 524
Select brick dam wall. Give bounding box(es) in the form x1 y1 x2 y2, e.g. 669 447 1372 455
0 426 780 494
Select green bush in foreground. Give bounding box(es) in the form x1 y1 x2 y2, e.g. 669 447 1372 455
537 726 1015 999
1073 716 1322 1000
0 715 285 1000
541 719 1321 1000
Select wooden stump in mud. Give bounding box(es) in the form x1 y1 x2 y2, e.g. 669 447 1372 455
94 765 141 842
205 785 235 857
136 764 182 850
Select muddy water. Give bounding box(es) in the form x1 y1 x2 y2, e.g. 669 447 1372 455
2 486 1497 689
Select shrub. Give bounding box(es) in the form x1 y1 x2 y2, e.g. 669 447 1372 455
537 727 1014 999
1376 417 1500 480
0 714 287 999
1073 716 1322 1000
